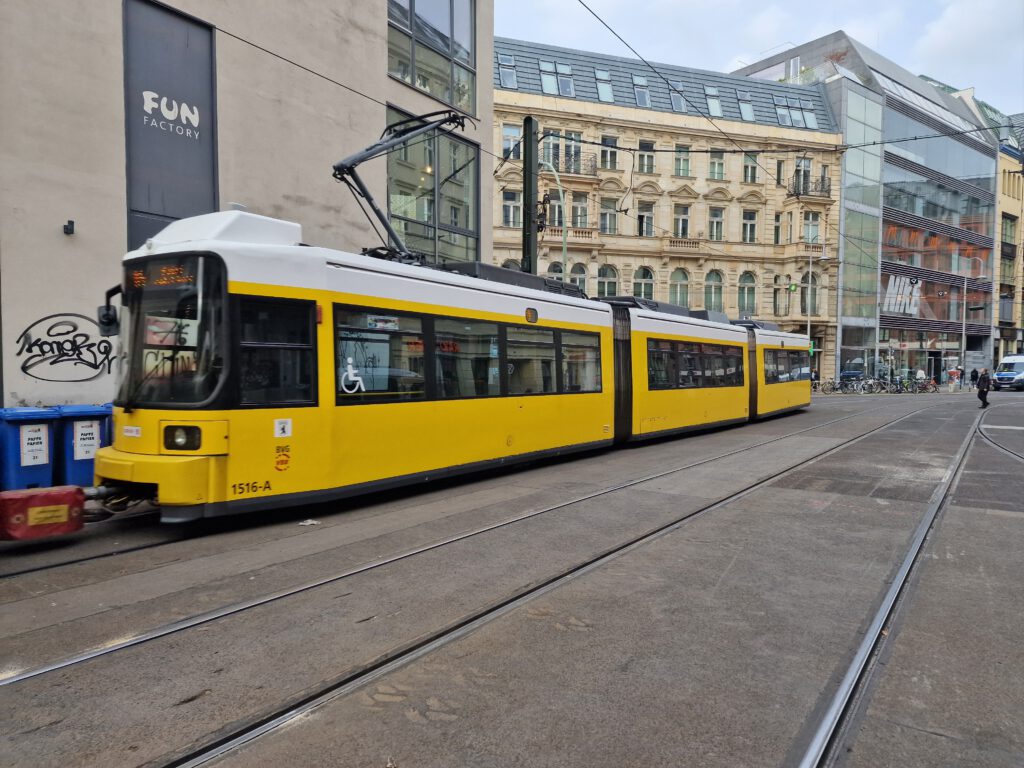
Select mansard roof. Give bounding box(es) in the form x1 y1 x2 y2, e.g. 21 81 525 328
494 37 838 135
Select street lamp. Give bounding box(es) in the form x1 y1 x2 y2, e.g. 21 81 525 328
958 254 989 370
538 159 568 278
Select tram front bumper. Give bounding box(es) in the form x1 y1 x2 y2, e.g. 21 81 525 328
94 447 214 508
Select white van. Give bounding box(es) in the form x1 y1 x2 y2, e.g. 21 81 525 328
993 355 1024 391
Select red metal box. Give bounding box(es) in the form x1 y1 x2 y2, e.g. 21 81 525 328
0 486 84 540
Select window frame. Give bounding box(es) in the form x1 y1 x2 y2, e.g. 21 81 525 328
333 303 603 404
708 207 724 241
646 337 745 390
674 144 691 176
709 150 725 180
741 209 757 243
238 295 318 408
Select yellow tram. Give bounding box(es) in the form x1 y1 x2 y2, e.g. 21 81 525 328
93 211 809 521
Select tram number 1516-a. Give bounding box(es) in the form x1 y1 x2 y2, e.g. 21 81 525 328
231 480 272 496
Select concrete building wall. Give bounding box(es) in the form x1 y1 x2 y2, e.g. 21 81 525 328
0 0 493 407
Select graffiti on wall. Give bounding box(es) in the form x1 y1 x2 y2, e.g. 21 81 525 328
15 314 115 382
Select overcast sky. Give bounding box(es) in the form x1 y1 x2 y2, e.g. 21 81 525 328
495 0 1024 116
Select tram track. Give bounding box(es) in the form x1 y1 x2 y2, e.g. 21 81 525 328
162 401 991 768
80 403 957 768
0 400 916 583
976 402 1024 462
798 403 997 767
0 400 933 689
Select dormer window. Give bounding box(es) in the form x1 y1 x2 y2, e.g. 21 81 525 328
633 75 651 108
498 53 517 89
668 80 686 112
539 61 557 95
595 69 614 102
704 85 722 117
556 63 575 97
737 90 754 121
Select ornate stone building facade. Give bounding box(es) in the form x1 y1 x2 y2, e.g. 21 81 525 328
491 38 842 376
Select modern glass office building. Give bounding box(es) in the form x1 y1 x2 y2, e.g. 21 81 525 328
736 32 998 380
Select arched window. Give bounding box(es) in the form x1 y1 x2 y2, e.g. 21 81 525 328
801 271 819 315
704 270 724 312
597 265 618 297
773 275 791 316
669 268 689 307
501 259 521 271
570 263 587 292
738 271 757 315
547 262 564 282
633 266 654 299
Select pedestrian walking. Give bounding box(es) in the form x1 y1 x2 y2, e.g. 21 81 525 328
977 368 991 408
970 368 979 391
957 364 966 390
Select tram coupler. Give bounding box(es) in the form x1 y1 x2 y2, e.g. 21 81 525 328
0 486 85 541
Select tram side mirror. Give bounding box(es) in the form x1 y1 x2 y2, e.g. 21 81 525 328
97 305 119 336
97 283 123 336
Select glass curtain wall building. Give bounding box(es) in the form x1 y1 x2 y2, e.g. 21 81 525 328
735 31 998 380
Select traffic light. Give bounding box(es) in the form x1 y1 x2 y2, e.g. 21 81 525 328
788 283 799 293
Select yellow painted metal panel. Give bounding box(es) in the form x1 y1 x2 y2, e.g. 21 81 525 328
630 332 749 435
755 344 812 416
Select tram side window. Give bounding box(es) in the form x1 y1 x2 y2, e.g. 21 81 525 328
793 351 811 380
678 345 702 388
239 298 316 405
508 327 556 395
561 332 602 392
648 339 676 390
764 350 778 384
775 351 790 382
335 309 426 403
724 349 744 386
435 318 500 398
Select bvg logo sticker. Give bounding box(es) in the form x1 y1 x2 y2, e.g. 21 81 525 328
275 445 291 472
142 90 201 140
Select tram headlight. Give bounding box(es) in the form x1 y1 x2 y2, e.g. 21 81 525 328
164 425 201 451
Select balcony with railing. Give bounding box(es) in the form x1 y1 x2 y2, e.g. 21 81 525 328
541 225 599 243
787 175 832 198
539 152 598 177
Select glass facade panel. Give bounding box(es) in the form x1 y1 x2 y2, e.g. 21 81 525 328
883 108 996 193
387 108 478 263
882 165 993 236
842 209 881 319
882 221 990 275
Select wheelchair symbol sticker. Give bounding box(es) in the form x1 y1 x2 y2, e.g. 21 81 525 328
274 418 292 438
340 358 366 394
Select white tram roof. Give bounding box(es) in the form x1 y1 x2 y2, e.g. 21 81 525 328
753 327 810 347
630 308 748 344
127 212 612 327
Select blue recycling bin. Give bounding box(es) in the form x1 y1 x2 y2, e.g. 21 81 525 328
0 407 60 490
56 404 113 487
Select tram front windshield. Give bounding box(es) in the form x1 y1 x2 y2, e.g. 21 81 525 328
116 254 227 407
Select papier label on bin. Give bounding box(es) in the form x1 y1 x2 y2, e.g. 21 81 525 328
19 424 49 467
73 420 101 461
123 426 142 438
